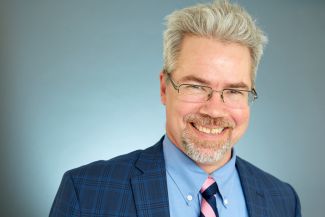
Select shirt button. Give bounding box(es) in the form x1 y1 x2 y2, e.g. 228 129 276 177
224 199 228 205
187 195 193 201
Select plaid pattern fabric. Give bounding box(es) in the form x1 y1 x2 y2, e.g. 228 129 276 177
50 138 169 217
50 137 301 217
236 157 302 217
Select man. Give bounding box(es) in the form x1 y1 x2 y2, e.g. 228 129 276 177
50 1 301 217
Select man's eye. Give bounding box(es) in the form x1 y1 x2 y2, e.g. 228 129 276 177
188 85 208 91
183 84 201 89
190 85 203 89
226 89 244 95
180 84 208 94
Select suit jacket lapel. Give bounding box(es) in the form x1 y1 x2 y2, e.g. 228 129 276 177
236 157 268 217
131 139 170 217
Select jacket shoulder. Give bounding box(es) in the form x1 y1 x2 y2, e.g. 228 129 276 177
67 139 164 179
236 156 301 216
68 148 143 179
236 156 288 186
50 142 164 217
50 150 143 217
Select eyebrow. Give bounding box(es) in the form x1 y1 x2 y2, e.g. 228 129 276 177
225 82 250 89
178 75 210 84
178 75 250 90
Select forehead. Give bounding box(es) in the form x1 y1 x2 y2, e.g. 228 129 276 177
174 36 252 87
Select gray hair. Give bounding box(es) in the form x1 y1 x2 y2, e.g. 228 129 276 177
163 0 268 85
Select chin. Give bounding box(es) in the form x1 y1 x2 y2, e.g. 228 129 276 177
181 131 232 164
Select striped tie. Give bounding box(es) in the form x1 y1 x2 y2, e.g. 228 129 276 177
199 177 219 217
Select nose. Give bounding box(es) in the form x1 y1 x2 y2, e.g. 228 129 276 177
199 90 229 118
207 90 224 103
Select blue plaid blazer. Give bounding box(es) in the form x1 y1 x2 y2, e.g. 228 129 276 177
50 137 301 217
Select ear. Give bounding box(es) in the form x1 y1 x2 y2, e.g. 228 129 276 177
160 71 167 105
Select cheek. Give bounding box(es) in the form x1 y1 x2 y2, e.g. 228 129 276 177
167 97 200 130
165 92 185 133
236 109 250 125
165 94 199 146
231 108 250 134
172 102 194 127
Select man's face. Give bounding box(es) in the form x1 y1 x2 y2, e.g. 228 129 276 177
160 35 252 168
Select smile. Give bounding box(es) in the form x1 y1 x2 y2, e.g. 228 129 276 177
192 123 224 135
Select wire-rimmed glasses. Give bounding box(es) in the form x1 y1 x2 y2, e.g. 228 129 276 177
166 73 258 108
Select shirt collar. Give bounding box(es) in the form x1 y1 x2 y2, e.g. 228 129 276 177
163 135 237 207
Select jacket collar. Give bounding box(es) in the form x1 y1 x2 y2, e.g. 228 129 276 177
236 157 268 217
131 137 170 217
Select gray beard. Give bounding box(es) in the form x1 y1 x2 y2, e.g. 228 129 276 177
181 113 235 164
181 137 231 164
181 129 232 164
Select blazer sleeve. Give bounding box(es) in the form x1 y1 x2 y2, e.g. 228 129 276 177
49 171 81 217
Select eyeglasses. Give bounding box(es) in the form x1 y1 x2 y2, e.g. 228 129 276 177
166 73 258 108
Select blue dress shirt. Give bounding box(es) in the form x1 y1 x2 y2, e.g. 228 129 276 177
163 135 248 217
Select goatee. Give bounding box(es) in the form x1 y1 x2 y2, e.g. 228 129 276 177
181 113 235 164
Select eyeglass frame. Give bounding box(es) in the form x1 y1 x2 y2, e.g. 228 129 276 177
165 73 258 106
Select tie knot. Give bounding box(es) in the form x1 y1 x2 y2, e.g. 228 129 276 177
200 177 218 199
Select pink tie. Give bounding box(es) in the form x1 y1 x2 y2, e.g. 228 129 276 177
199 176 219 217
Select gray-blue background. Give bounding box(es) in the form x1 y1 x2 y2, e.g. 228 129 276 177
1 0 324 216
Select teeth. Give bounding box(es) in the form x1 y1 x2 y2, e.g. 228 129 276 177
194 124 224 135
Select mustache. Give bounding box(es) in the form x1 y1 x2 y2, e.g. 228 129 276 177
184 113 235 128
